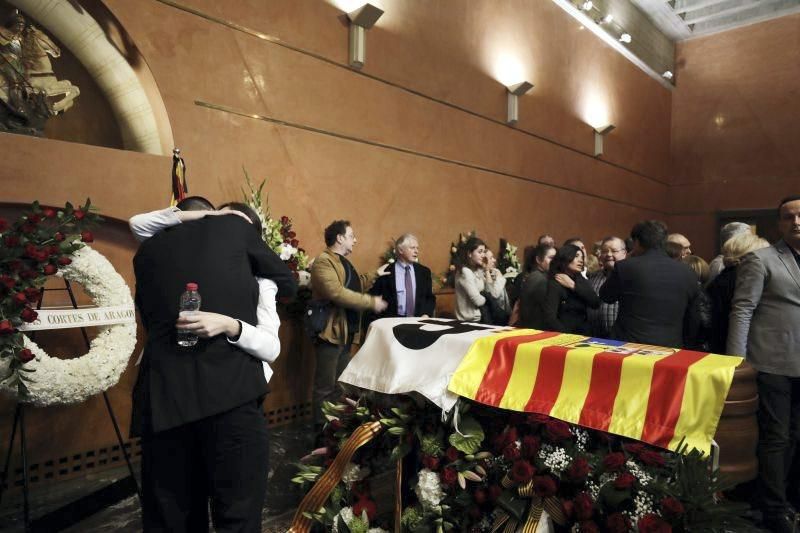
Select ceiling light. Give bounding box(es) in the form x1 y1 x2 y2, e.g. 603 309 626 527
662 70 673 80
582 1 594 11
603 14 614 23
619 33 631 43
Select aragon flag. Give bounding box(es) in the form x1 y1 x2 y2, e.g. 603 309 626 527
170 148 187 206
447 329 743 454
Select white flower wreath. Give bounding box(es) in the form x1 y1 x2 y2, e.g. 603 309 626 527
0 246 137 406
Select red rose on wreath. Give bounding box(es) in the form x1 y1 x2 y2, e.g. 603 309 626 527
639 449 666 467
521 435 541 459
13 292 27 306
422 455 440 471
533 475 558 497
441 467 458 487
0 217 7 232
573 492 594 521
20 307 38 323
0 320 15 335
545 419 572 442
42 207 57 219
0 275 15 289
74 209 86 220
493 427 518 452
353 497 377 521
54 232 65 242
81 231 94 243
580 521 600 533
614 472 636 490
27 214 42 224
18 349 34 363
20 223 35 234
603 452 626 471
606 512 631 533
43 264 57 275
510 459 535 484
638 514 672 533
503 443 521 461
57 256 72 266
445 446 460 463
660 497 685 519
4 235 20 247
566 457 591 480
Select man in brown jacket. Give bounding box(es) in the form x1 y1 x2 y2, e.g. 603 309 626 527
310 220 387 431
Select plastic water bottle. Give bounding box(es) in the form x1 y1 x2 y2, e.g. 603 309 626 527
177 282 201 347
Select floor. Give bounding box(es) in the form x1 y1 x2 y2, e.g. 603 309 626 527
0 421 311 532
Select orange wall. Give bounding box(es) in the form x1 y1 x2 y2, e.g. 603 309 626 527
669 13 800 256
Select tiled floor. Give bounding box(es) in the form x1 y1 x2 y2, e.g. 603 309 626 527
0 421 311 532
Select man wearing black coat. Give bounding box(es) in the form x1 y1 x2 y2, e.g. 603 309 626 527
132 210 296 532
369 234 436 319
600 220 699 348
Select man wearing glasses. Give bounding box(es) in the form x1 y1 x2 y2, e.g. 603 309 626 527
588 236 627 338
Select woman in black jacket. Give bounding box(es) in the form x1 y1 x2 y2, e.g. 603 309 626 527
543 245 600 335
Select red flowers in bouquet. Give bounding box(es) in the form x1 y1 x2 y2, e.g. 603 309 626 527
545 419 572 442
660 496 685 519
638 513 672 533
510 459 535 484
613 472 636 490
353 496 377 522
533 474 558 497
603 452 626 471
566 457 591 481
573 492 594 521
441 467 458 487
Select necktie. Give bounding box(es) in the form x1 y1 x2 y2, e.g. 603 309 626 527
404 265 415 317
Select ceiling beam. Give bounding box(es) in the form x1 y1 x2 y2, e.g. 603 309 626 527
673 0 736 15
683 0 778 24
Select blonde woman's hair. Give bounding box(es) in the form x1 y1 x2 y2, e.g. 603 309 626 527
722 232 770 267
683 255 710 284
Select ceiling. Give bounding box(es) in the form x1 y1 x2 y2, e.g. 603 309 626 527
632 0 800 40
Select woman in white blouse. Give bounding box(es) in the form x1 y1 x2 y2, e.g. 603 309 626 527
455 236 489 322
129 201 281 383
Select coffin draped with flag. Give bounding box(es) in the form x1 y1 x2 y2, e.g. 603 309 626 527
339 318 743 455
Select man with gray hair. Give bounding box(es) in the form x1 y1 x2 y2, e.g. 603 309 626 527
708 222 752 282
588 236 627 338
369 233 436 319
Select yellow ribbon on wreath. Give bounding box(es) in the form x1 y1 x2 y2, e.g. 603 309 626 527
491 475 567 533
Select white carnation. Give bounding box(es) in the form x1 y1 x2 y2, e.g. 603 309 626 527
415 468 445 508
342 462 369 487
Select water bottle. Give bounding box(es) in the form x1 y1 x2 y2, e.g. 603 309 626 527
177 282 201 347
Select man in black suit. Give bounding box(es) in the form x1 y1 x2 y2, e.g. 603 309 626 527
132 207 296 532
600 220 699 348
370 234 436 319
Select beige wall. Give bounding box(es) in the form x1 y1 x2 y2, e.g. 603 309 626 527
669 13 800 257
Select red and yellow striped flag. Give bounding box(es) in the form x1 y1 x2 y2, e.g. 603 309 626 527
447 330 743 454
170 148 187 207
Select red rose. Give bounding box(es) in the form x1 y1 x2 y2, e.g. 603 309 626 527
488 484 503 503
493 427 518 452
545 419 572 442
20 307 38 323
329 419 343 431
352 497 377 521
533 475 558 498
54 232 65 242
27 214 42 224
0 320 14 335
422 455 440 471
57 256 72 266
510 460 535 484
473 487 487 505
639 449 665 467
441 467 458 487
445 446 460 463
562 499 574 519
603 452 626 471
25 244 38 258
0 275 15 289
4 235 20 247
503 443 521 461
290 238 299 247
606 512 631 533
637 514 672 533
566 457 590 480
20 270 37 280
0 217 7 232
660 497 685 519
74 209 86 220
573 492 594 521
20 223 35 234
624 442 646 456
17 349 34 363
521 435 540 459
81 231 94 243
24 287 40 303
48 245 59 256
43 264 57 275
13 292 27 305
580 521 600 533
42 207 57 219
288 230 296 238
614 472 636 490
280 216 289 224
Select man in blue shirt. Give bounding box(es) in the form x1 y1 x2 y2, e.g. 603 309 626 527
370 234 436 319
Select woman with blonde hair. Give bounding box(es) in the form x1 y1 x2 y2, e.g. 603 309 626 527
706 232 770 353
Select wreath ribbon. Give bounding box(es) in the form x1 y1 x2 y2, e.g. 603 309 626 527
288 421 383 533
492 479 566 532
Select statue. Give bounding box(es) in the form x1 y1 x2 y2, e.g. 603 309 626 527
0 10 80 136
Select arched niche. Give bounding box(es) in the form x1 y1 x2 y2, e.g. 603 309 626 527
4 0 173 154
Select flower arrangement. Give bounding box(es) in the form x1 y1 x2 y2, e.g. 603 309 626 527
440 230 477 288
242 170 310 282
295 395 752 532
497 239 521 280
0 200 100 397
381 239 397 265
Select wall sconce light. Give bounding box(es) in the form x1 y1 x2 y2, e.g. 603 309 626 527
593 124 615 156
619 32 632 43
347 3 384 69
506 81 534 125
662 70 674 80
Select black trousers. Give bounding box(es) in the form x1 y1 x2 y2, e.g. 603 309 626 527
141 399 269 532
757 372 800 514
